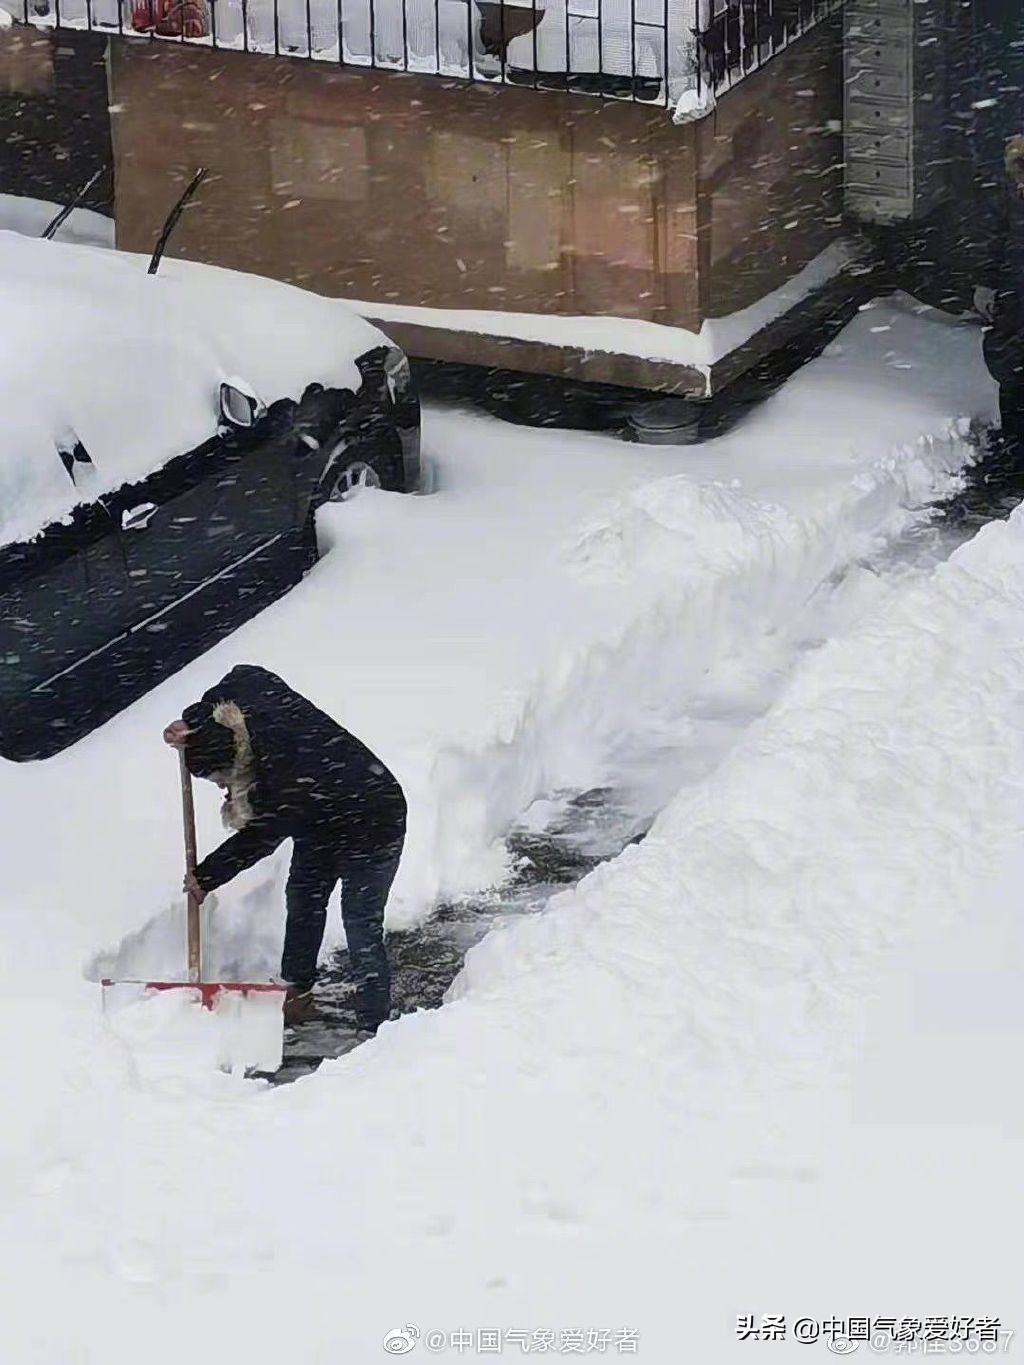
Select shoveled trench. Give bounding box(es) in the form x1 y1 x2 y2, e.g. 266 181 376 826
269 429 1023 1084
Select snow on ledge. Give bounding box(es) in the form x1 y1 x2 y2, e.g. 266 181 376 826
672 82 717 124
347 238 867 385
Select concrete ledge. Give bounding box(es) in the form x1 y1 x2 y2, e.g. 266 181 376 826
706 256 878 394
361 318 711 398
362 242 877 400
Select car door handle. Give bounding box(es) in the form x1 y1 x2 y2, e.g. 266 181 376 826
122 502 157 532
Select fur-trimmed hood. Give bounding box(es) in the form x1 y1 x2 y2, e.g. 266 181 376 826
1007 134 1024 190
211 699 257 831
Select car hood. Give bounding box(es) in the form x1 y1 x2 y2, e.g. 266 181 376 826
0 232 391 547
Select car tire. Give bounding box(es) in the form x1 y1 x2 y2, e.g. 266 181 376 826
322 456 382 502
296 422 402 571
318 420 403 503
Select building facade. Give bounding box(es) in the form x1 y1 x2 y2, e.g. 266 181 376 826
0 0 1013 394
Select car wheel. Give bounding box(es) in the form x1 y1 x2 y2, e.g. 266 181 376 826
324 457 382 502
319 414 403 500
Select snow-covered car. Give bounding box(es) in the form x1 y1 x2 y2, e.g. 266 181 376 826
0 232 420 761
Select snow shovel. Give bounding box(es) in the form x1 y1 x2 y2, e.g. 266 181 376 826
101 749 286 1072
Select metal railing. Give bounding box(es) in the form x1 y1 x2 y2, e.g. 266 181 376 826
694 0 844 99
2 0 841 106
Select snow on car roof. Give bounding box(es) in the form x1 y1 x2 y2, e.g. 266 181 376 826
0 231 390 548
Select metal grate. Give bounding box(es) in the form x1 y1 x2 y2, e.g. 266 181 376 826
2 0 841 106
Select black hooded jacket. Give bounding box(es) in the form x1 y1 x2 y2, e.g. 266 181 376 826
183 664 406 894
978 177 1024 386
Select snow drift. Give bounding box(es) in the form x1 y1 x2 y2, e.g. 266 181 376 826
92 296 992 987
2 293 1016 1364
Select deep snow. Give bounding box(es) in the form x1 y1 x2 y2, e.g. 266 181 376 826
2 294 1019 1362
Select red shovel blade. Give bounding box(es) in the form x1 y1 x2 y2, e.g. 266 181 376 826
101 979 286 1010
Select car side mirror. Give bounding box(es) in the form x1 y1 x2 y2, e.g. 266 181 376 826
219 378 266 430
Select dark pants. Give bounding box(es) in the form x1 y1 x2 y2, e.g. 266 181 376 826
984 311 1024 467
1000 381 1024 468
281 831 404 1031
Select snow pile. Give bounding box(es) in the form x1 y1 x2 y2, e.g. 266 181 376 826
434 499 1024 1355
18 423 1024 1364
568 477 785 583
1 294 1013 1362
460 508 1024 1090
0 234 389 547
87 296 992 990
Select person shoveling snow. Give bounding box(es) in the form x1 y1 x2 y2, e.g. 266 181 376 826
163 663 407 1031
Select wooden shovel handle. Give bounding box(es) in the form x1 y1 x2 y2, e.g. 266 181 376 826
179 748 202 985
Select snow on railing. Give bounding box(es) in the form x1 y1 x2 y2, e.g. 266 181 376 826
1 0 840 108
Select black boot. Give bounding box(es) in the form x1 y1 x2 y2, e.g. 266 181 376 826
282 983 317 1026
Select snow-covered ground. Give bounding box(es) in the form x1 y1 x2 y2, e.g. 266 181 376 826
3 295 1021 1362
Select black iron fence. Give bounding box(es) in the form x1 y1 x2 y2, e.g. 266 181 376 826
695 0 844 97
2 0 842 107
